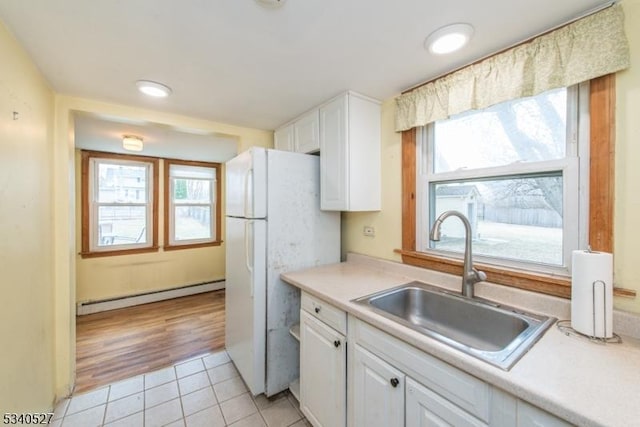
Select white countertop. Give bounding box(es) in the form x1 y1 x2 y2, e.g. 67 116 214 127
281 254 640 427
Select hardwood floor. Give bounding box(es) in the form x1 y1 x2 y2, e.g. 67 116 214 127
75 290 225 393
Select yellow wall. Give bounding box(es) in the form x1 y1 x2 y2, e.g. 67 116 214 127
342 0 640 314
0 22 56 411
613 0 640 312
2 0 637 412
75 152 226 302
341 97 402 262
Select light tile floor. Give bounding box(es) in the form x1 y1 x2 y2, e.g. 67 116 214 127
53 350 311 427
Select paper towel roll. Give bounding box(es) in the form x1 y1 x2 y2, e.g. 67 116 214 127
571 250 613 338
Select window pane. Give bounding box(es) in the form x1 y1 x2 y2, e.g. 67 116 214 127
98 206 147 246
174 206 212 241
433 88 567 173
170 164 215 179
172 178 212 204
428 175 563 265
98 163 147 203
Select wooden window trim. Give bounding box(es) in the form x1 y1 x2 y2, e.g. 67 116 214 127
163 159 223 251
589 75 615 254
81 150 160 258
400 74 635 299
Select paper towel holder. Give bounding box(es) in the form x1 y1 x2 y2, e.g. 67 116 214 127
557 279 622 344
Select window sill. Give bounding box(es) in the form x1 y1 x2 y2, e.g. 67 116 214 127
80 246 160 259
395 249 636 299
163 240 223 251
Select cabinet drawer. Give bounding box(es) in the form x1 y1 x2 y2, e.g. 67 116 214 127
353 318 490 422
301 292 347 335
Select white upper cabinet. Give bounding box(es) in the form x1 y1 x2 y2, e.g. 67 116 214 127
274 91 381 211
274 110 320 154
320 92 381 211
294 110 320 153
274 124 294 151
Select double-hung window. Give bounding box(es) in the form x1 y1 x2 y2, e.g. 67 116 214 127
164 160 221 249
416 84 589 275
81 151 159 256
397 4 626 296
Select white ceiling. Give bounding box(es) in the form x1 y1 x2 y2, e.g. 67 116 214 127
74 112 238 162
0 0 609 131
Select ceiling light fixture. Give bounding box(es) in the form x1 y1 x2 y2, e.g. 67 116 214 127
425 23 474 55
136 80 172 98
122 135 144 152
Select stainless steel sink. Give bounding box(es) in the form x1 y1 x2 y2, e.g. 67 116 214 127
352 281 555 370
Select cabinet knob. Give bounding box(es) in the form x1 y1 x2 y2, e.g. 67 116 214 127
334 340 341 348
390 378 399 388
314 306 321 314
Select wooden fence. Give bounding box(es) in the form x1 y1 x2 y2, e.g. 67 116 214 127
482 205 562 228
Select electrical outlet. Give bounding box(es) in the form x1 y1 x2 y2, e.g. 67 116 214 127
363 226 375 237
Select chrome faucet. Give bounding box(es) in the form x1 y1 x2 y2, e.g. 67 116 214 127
429 210 487 298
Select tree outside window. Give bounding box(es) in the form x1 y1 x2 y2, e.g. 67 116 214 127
164 160 222 250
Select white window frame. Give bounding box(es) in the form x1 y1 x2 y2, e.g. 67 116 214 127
167 164 217 246
88 157 154 252
416 83 590 276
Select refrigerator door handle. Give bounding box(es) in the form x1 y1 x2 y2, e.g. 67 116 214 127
243 168 253 218
244 220 254 296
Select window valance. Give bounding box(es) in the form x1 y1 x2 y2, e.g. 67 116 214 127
395 4 630 132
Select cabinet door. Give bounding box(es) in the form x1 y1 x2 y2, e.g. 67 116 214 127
406 378 486 427
300 310 346 427
319 95 348 210
516 400 572 427
352 344 404 427
294 110 320 153
274 124 294 151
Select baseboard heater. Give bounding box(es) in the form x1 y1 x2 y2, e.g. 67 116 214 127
76 280 225 315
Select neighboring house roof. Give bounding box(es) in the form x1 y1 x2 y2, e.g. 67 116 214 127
436 185 479 197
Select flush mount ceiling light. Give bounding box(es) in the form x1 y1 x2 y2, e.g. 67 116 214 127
135 80 172 98
424 23 474 55
122 135 144 152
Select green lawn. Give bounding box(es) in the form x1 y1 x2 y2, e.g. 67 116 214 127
433 220 562 265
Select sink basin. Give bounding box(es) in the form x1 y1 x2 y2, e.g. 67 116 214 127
352 281 555 370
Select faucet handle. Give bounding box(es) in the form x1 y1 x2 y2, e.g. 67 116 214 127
473 268 487 282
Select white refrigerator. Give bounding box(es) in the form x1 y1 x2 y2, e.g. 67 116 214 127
225 147 340 397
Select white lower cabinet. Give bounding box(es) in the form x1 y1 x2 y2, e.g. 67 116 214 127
300 309 346 427
406 378 485 427
516 401 572 427
352 344 405 427
346 316 572 427
298 298 571 427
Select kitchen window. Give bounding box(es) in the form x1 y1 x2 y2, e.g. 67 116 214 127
164 160 221 250
416 85 587 275
81 151 159 257
400 75 617 298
